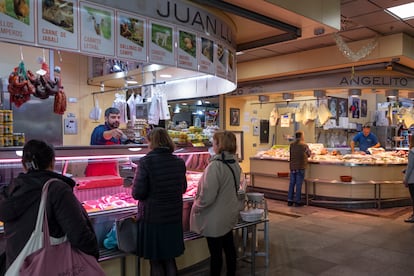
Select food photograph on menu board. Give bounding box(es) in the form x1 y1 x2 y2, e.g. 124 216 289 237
199 37 214 74
151 23 173 52
201 37 213 62
119 16 144 47
228 50 235 81
80 3 114 56
179 30 196 58
117 11 146 62
0 0 35 43
2 0 31 24
38 0 78 50
216 43 227 77
177 30 197 70
42 0 74 33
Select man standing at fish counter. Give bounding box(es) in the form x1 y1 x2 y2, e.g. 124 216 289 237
288 131 311 207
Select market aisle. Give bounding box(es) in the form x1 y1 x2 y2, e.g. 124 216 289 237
236 200 414 276
181 199 414 276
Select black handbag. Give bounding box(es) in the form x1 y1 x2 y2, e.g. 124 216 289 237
115 214 138 254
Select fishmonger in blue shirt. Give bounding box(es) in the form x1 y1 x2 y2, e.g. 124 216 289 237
350 125 380 153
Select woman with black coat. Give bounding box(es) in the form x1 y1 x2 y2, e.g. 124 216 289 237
132 127 187 276
0 140 99 271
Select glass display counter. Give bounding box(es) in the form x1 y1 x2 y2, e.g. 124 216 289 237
249 156 410 208
0 145 211 275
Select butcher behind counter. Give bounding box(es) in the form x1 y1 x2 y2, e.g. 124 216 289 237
87 107 127 177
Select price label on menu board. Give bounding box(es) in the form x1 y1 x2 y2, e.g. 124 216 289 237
116 11 147 62
177 29 197 71
227 50 236 82
198 37 214 74
0 0 35 44
149 21 175 66
216 43 227 78
37 0 79 51
80 2 115 57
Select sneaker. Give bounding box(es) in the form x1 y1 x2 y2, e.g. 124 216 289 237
287 201 293 206
404 215 414 223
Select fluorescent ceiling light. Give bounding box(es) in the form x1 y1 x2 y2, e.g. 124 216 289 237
349 89 361 98
126 80 138 84
386 2 414 20
181 102 188 105
160 74 172 78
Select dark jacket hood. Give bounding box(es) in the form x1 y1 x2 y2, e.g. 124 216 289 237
0 170 75 222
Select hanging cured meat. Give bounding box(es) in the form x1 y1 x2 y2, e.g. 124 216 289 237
53 66 66 115
27 62 60 99
7 61 35 107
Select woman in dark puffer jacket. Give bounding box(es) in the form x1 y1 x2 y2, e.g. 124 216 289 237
133 127 187 276
0 140 99 271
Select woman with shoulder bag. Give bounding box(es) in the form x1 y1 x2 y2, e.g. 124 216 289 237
190 131 241 276
0 140 100 273
404 135 414 223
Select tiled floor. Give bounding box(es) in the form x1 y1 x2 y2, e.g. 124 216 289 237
184 199 414 276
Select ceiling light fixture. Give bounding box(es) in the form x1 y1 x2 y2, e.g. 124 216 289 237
313 90 326 98
349 89 361 98
282 93 294 101
236 51 244 56
385 89 399 98
386 2 414 20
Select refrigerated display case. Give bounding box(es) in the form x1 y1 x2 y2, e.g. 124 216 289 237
0 145 211 275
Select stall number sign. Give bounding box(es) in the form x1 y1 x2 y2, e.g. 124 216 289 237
281 114 290 128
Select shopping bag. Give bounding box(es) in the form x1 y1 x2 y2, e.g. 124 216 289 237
20 240 105 276
5 179 57 276
115 214 138 254
18 180 105 276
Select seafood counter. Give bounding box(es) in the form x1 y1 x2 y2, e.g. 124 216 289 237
250 145 409 208
256 144 408 165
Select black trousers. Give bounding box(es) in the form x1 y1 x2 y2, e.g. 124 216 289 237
206 231 236 276
409 184 414 212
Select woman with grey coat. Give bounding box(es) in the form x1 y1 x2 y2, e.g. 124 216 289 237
190 131 241 276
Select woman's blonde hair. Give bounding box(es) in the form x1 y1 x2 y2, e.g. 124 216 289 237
213 131 237 154
147 127 176 152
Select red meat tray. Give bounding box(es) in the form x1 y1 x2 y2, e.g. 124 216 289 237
73 175 123 190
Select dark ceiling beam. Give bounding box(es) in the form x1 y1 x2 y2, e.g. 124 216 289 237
237 32 298 52
238 62 392 86
191 0 301 37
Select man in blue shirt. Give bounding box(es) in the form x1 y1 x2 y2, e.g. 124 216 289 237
87 107 125 176
90 107 124 145
350 125 380 153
